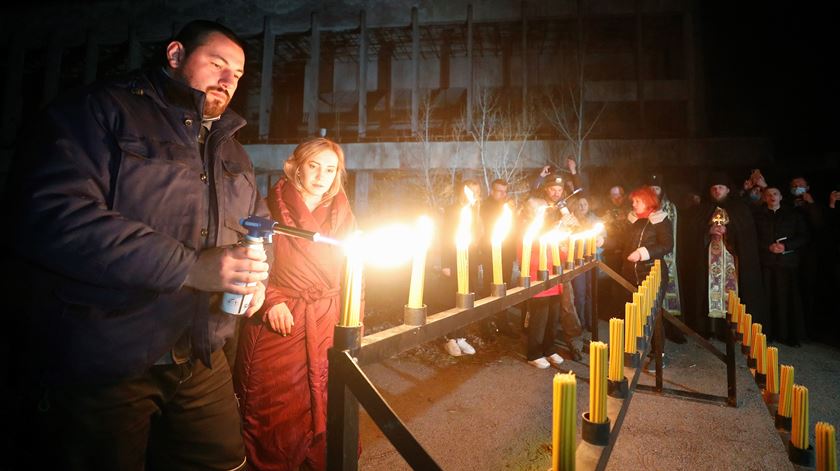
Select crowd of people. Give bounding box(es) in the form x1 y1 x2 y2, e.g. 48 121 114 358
5 18 839 471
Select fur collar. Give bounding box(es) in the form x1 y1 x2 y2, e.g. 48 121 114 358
627 209 667 224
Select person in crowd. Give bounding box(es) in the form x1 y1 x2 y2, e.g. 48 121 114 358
571 196 603 334
753 186 809 347
8 21 267 470
479 178 519 338
740 168 768 210
598 184 630 319
539 175 584 361
438 179 483 356
689 171 767 339
234 137 357 471
519 197 569 369
532 157 584 196
788 175 824 339
621 186 674 369
648 174 687 344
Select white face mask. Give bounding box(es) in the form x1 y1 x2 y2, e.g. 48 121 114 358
791 186 807 196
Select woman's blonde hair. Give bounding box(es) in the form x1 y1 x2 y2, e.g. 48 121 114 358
283 137 346 203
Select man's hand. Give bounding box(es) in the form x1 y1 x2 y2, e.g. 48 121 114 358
265 302 294 335
802 192 814 204
183 245 269 293
566 158 577 175
441 267 452 277
769 242 785 254
626 249 642 262
540 165 552 178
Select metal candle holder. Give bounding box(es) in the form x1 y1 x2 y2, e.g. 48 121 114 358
403 305 427 326
455 292 475 309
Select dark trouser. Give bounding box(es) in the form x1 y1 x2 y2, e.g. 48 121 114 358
25 348 245 471
527 296 560 360
572 270 592 331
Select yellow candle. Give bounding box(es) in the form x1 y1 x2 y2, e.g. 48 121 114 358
624 303 636 354
755 333 767 374
551 231 563 268
749 323 762 359
521 207 545 279
340 235 364 327
778 365 795 418
455 206 472 294
609 318 625 381
590 342 608 424
791 385 809 449
739 314 752 346
633 292 643 335
816 422 837 471
539 235 548 272
491 204 513 286
407 216 433 309
552 373 577 471
639 285 649 320
566 236 575 266
575 233 584 261
766 347 779 394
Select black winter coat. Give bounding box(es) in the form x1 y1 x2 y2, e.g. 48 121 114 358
621 210 674 286
754 205 810 268
12 68 267 384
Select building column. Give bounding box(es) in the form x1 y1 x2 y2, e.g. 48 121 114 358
411 7 420 135
259 15 276 140
358 10 368 138
306 12 321 136
466 4 474 130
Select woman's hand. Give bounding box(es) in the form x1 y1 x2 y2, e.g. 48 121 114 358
265 302 294 336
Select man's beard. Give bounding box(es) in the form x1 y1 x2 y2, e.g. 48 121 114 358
203 87 230 118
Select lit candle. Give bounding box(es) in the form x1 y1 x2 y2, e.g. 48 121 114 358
588 232 596 258
755 333 767 375
749 323 762 359
590 342 608 424
521 206 545 280
407 216 434 309
739 313 752 347
455 205 472 295
639 285 649 320
766 347 779 394
791 385 809 450
539 234 549 273
778 365 795 419
609 318 624 381
550 230 564 269
552 372 577 471
575 232 585 261
624 303 636 354
727 290 735 320
566 235 576 268
816 422 837 471
340 232 364 327
491 204 513 286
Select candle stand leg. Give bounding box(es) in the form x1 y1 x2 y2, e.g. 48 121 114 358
490 283 506 297
581 412 611 446
455 292 475 309
787 442 814 467
404 305 428 326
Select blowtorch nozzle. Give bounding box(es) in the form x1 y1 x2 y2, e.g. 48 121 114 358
239 216 340 246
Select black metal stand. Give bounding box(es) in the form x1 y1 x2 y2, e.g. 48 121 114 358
607 377 628 399
581 413 610 446
490 283 506 297
455 292 475 309
520 276 531 288
538 269 549 281
404 305 427 326
787 442 814 467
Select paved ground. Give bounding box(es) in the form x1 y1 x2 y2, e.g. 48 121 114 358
355 318 840 470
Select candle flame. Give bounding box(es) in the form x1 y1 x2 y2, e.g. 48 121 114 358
415 215 434 252
523 205 546 243
345 221 436 268
594 222 605 234
463 185 477 206
455 205 472 249
491 204 513 246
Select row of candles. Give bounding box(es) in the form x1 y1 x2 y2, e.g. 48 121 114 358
550 262 662 469
339 187 603 326
727 290 836 469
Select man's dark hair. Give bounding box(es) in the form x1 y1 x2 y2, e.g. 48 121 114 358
491 179 508 187
172 20 246 60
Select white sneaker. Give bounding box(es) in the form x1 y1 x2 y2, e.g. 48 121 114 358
456 338 476 355
547 353 565 367
528 357 551 369
445 339 462 356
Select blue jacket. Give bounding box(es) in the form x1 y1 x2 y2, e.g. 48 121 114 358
13 68 267 385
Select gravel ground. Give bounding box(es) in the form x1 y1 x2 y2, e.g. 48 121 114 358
356 319 840 470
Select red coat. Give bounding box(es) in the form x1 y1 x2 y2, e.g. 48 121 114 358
234 178 356 471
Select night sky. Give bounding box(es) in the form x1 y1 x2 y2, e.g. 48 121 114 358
701 2 840 161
